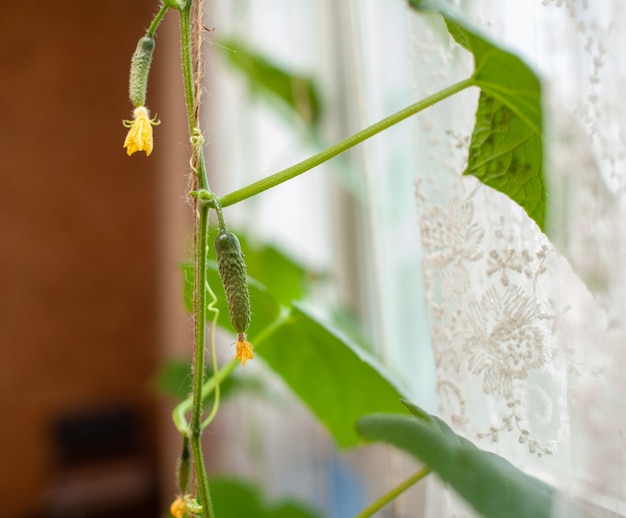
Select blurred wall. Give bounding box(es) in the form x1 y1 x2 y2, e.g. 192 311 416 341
0 3 162 516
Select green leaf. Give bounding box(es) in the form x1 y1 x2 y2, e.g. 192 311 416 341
464 93 543 226
408 0 545 230
209 477 320 518
258 304 406 448
218 38 322 126
357 402 586 518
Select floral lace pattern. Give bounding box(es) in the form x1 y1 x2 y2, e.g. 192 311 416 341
417 175 564 459
463 285 548 398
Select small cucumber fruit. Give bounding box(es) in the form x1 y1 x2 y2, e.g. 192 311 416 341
129 36 155 107
214 230 251 335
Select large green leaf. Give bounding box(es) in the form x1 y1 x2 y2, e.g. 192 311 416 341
258 304 406 448
409 0 545 230
357 402 585 518
218 38 321 125
209 477 320 518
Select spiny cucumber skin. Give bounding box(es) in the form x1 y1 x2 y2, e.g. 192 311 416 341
215 231 251 335
129 36 155 107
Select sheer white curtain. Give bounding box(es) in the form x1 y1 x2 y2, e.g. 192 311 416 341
408 1 626 516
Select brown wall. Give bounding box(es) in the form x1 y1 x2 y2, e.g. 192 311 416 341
0 3 164 515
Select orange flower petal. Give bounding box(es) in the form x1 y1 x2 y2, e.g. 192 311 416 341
169 496 185 518
235 339 254 366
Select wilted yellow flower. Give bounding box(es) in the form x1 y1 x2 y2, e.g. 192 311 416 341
170 496 185 518
235 336 254 366
123 106 159 156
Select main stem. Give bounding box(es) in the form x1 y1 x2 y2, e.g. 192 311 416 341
181 5 209 190
218 78 474 207
190 201 213 518
181 3 214 517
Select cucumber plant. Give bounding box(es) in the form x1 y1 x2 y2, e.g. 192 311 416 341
120 1 575 517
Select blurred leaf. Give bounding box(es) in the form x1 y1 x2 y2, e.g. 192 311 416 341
154 358 194 402
210 477 320 518
154 358 261 403
258 304 406 448
329 307 375 354
218 38 321 126
271 503 321 518
357 401 586 518
409 0 545 230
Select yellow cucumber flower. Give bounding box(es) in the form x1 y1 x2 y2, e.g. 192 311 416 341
235 334 254 366
169 496 185 518
123 106 159 156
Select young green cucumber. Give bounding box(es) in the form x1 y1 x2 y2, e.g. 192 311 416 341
214 230 251 335
129 35 155 107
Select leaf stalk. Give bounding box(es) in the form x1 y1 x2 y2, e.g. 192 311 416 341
219 78 474 207
355 466 432 518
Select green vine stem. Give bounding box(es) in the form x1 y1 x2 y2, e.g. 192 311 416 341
218 77 474 207
190 200 213 518
179 2 216 516
180 7 198 141
173 359 237 436
147 4 168 37
200 276 221 430
355 466 432 518
212 197 227 231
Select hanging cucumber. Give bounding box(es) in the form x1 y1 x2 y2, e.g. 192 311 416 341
214 230 251 333
214 229 254 365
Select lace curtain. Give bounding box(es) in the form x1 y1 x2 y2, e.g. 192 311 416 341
410 1 626 516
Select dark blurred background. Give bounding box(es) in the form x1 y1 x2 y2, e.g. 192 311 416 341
0 3 183 516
